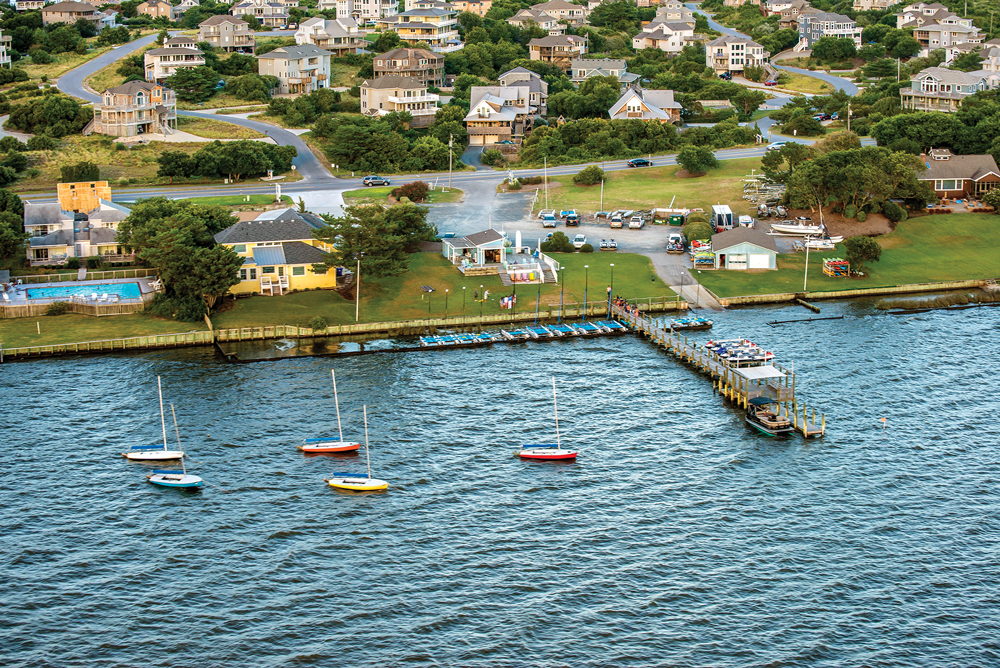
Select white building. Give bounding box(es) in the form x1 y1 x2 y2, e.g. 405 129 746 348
706 35 765 75
336 0 398 22
632 22 699 53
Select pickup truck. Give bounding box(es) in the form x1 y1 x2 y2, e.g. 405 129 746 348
628 216 645 229
666 232 685 254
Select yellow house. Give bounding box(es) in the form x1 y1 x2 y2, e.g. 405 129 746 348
213 208 343 296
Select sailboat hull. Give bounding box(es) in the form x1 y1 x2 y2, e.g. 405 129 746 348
325 477 389 491
298 441 361 453
123 450 185 461
518 448 578 460
147 473 204 488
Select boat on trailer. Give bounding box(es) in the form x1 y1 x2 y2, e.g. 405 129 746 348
518 377 578 461
324 406 389 491
299 369 361 454
746 396 794 436
147 403 203 488
122 376 184 461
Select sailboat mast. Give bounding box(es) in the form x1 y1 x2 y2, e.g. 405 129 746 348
170 403 185 474
331 369 344 441
157 376 168 451
552 376 561 448
363 405 372 479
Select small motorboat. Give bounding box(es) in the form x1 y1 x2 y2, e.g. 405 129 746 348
147 403 203 488
670 316 713 330
518 377 578 461
324 406 389 491
746 397 794 436
299 369 361 454
770 221 825 236
122 376 184 461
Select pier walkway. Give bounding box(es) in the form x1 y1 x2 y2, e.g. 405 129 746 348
612 304 825 437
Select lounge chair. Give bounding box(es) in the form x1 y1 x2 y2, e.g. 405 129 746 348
90 293 99 301
109 294 120 303
1 292 9 303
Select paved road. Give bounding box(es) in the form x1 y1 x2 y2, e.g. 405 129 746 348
55 32 334 183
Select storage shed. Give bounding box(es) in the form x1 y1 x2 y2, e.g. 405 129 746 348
711 227 778 270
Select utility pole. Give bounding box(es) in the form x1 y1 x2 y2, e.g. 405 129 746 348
599 179 604 211
846 101 851 133
543 156 549 210
354 253 363 323
448 134 453 190
803 240 811 293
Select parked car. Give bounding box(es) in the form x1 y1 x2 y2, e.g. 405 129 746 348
718 72 733 80
496 140 515 145
628 215 645 229
766 141 789 152
537 209 556 220
600 238 618 251
764 80 778 86
666 232 685 254
812 113 830 121
572 234 588 249
626 158 653 168
830 112 840 120
540 212 558 228
609 212 624 228
362 175 390 186
564 213 580 226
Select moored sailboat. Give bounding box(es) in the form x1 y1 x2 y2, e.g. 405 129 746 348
147 403 204 488
121 376 184 461
518 377 579 461
298 370 362 454
324 406 389 491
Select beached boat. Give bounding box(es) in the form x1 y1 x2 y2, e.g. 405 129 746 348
518 377 578 461
122 376 184 461
299 370 361 454
670 316 713 331
746 397 794 436
324 406 389 491
147 404 203 488
770 221 825 236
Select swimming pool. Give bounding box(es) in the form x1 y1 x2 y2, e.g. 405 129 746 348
25 282 142 300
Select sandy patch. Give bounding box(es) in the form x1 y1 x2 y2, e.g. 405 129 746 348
786 207 893 237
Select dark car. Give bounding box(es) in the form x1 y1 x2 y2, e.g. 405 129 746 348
626 158 653 168
718 72 733 80
764 80 778 86
362 175 390 186
564 213 580 226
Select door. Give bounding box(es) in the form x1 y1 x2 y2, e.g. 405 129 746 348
728 254 748 269
748 253 770 269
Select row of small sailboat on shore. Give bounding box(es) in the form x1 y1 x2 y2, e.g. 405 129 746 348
121 370 577 492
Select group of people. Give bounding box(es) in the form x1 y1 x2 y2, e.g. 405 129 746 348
1 278 23 293
499 294 517 310
610 296 642 317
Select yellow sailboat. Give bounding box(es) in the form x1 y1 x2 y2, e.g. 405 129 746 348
323 406 389 492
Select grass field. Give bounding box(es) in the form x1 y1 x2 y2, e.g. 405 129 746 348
696 214 1000 298
543 157 761 216
211 252 673 328
176 194 294 207
329 62 361 87
176 116 266 139
0 314 207 349
776 72 834 95
177 92 263 111
22 44 116 81
342 185 464 204
215 106 269 114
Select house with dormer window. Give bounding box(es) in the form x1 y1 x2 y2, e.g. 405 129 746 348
918 148 1000 199
900 67 993 112
88 81 177 137
608 87 681 123
463 86 532 146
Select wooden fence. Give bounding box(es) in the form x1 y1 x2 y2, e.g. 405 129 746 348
0 300 146 319
1 330 213 360
715 279 992 306
10 268 157 284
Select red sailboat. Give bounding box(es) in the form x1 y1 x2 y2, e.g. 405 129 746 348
517 377 579 461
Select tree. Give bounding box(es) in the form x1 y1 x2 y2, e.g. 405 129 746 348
844 236 881 272
889 36 921 59
981 187 1000 212
677 145 719 175
164 66 219 103
191 141 295 182
373 31 401 53
732 88 767 120
812 130 861 154
951 52 983 72
216 53 257 76
0 209 24 259
871 112 965 151
0 188 25 216
225 73 274 102
312 203 434 279
573 165 605 185
743 65 766 82
60 162 99 182
156 151 196 183
858 44 886 62
863 57 897 79
6 93 91 136
811 36 856 63
761 141 811 181
540 231 574 253
781 114 824 136
117 199 242 317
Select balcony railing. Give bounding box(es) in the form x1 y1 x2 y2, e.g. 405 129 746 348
387 94 439 103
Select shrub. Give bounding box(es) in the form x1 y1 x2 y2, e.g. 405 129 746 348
506 179 522 191
844 204 857 219
27 135 58 151
29 49 53 64
781 115 825 137
146 293 206 321
61 162 100 182
309 315 329 330
480 148 506 166
0 137 25 152
857 210 867 222
881 200 907 223
677 145 719 175
86 256 102 269
391 181 430 202
65 257 80 269
844 235 881 272
46 301 70 315
520 176 543 185
579 243 594 253
114 142 127 151
683 220 713 242
686 211 709 224
540 231 574 253
572 165 605 186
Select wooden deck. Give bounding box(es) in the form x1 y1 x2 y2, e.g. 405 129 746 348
612 304 825 438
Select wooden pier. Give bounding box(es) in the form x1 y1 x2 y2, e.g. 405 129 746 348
612 305 825 438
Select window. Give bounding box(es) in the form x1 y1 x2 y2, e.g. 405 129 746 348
233 244 246 253
292 266 305 275
262 266 275 274
935 179 961 190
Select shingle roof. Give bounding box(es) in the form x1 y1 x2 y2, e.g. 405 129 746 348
375 46 442 61
363 74 425 89
43 1 97 11
214 209 326 244
707 35 762 47
105 80 162 95
571 57 625 69
529 35 586 47
281 241 329 264
257 44 332 59
711 227 779 252
919 150 1000 181
23 202 66 226
914 66 985 85
145 47 203 55
463 229 504 246
200 14 248 25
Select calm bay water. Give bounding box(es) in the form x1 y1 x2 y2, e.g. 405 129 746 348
3 300 999 666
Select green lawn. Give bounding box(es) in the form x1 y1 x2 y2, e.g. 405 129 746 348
176 194 293 207
696 214 1000 298
22 43 116 81
176 116 267 139
776 72 834 95
211 252 673 328
544 157 761 217
342 186 464 204
0 314 207 349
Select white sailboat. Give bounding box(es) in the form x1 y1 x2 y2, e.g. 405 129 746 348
298 369 362 453
770 221 826 236
324 406 389 491
147 404 204 488
518 377 579 460
121 376 185 461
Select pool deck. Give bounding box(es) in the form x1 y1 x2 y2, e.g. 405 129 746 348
1 277 160 305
